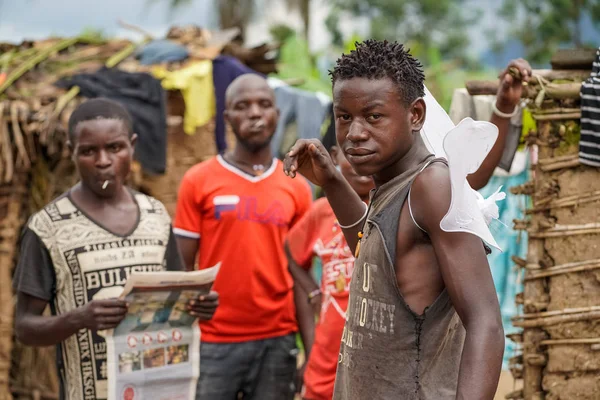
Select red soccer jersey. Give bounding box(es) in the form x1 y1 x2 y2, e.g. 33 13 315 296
174 155 312 343
286 197 355 400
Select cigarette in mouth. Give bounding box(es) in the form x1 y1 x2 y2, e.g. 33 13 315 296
102 180 109 190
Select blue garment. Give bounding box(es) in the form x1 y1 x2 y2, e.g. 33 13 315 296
270 85 330 157
212 56 263 153
136 40 189 65
479 167 530 368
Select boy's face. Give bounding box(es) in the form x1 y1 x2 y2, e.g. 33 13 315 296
333 77 422 177
69 118 136 197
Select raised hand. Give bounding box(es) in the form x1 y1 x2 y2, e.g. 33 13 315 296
283 139 339 186
496 58 532 112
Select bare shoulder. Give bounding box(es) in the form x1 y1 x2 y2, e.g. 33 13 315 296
410 161 451 232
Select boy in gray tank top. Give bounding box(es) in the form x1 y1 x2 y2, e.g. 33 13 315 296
283 40 531 399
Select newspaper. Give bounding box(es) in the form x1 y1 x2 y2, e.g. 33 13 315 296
106 263 220 400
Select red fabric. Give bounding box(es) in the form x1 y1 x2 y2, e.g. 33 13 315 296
287 198 355 400
174 156 312 342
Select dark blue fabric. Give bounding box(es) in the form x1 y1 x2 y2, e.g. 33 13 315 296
56 67 167 174
136 40 189 65
212 56 264 153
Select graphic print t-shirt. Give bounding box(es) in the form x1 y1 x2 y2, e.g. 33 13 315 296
286 197 355 400
173 155 312 342
13 191 182 400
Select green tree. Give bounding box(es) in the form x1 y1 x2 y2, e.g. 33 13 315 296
165 0 311 41
331 0 480 64
500 0 600 64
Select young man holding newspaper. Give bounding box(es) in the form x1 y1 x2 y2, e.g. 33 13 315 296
12 99 218 400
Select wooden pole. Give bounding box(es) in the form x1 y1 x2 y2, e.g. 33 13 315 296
513 310 600 328
0 173 27 400
514 306 600 320
525 258 600 280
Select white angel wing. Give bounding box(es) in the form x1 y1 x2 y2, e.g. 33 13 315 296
420 86 504 252
440 118 502 251
420 86 454 158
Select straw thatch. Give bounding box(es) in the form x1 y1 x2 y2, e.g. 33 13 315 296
0 23 276 399
468 62 600 399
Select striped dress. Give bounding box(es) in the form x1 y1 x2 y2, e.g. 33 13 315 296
579 47 600 167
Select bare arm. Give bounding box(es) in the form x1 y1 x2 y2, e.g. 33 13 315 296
411 165 504 399
176 236 199 272
286 242 317 355
468 58 532 190
284 139 366 251
15 292 127 346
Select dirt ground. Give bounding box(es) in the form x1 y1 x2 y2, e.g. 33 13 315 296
496 370 520 400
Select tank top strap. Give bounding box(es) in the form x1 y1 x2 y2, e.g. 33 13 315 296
407 157 449 233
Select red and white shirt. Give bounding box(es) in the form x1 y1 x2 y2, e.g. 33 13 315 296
287 197 355 400
174 155 312 343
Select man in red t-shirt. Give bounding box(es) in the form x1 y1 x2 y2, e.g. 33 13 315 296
286 127 375 400
174 74 312 400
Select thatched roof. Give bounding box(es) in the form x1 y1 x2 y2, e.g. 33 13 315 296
0 24 280 185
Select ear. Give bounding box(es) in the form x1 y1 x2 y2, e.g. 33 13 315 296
223 109 231 125
410 98 426 133
130 133 138 154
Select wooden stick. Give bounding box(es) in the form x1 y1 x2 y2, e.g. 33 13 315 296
529 223 600 238
117 19 155 40
527 193 600 213
540 338 600 345
532 107 581 115
532 112 581 121
0 37 79 94
513 310 600 328
105 37 151 68
10 101 30 169
539 158 581 172
531 69 591 81
514 306 600 320
526 259 600 280
0 102 14 183
466 79 582 99
527 190 600 213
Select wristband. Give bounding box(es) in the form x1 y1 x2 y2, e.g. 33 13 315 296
307 289 321 303
338 203 369 229
492 101 519 119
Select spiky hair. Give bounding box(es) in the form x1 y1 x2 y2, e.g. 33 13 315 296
330 39 425 105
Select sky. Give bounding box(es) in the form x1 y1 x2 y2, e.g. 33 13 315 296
0 0 219 43
0 0 501 55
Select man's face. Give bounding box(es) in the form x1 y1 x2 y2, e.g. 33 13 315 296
70 118 136 197
225 81 279 153
333 77 418 177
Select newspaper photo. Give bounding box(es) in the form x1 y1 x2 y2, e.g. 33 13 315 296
106 263 220 400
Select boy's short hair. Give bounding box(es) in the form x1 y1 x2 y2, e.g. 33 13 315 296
68 98 133 142
330 40 425 105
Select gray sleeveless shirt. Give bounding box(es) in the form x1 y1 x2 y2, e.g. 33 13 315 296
333 156 466 400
